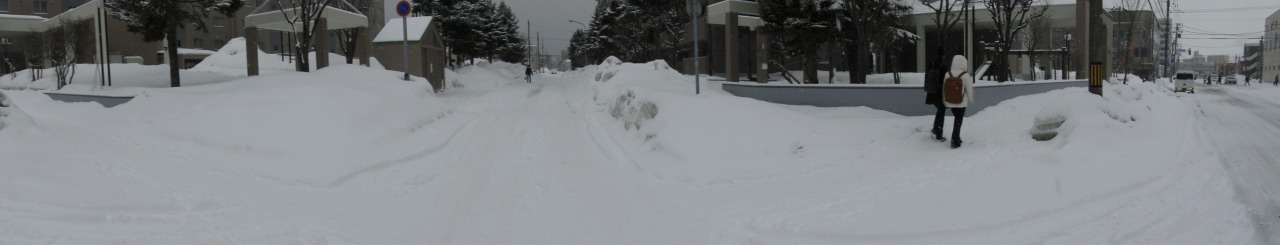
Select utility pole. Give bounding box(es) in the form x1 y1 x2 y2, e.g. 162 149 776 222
527 20 531 83
1164 0 1171 78
1173 23 1181 74
537 32 542 71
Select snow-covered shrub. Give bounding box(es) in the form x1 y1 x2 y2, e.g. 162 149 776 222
0 91 34 130
610 90 658 130
594 56 624 82
1030 84 1153 141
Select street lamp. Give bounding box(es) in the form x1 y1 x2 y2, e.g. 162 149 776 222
569 20 587 29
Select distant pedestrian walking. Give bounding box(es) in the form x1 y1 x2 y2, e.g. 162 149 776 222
1275 75 1279 86
923 48 949 142
525 65 533 83
1245 76 1251 86
943 55 976 149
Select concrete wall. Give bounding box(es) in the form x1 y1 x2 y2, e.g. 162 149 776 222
722 80 1088 116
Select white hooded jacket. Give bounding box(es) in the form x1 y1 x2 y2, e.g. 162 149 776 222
943 55 976 108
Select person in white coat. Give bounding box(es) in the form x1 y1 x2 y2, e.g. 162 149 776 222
943 55 975 149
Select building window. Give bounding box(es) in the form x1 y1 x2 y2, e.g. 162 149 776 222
214 39 225 48
212 17 225 27
0 0 9 12
193 39 204 49
33 0 48 14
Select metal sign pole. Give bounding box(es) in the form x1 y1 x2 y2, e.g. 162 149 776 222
689 0 700 94
402 16 409 81
397 0 412 81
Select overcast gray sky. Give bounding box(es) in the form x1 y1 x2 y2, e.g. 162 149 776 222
381 0 1278 58
1171 0 1277 57
383 0 597 56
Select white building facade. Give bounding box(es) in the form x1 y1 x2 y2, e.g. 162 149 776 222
1266 10 1280 83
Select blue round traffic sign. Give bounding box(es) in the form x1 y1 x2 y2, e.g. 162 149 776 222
396 0 412 17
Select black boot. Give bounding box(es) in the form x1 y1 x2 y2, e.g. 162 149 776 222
931 127 946 142
950 107 966 149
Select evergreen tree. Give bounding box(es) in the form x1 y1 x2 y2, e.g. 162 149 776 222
760 0 838 84
107 0 244 87
413 0 525 65
492 2 527 63
568 29 588 68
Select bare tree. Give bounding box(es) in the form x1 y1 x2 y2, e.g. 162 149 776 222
336 0 369 65
1112 0 1146 83
917 0 971 54
47 20 85 90
277 0 333 72
23 33 46 82
983 0 1048 82
1018 3 1051 81
839 0 912 84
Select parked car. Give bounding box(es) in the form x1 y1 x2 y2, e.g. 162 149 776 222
1174 71 1196 93
1225 76 1238 85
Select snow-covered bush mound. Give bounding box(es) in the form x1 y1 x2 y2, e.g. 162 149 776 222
594 56 625 82
0 90 34 130
1029 84 1148 141
109 65 444 185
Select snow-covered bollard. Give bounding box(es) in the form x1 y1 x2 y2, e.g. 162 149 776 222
1030 93 1106 141
0 91 34 130
1030 108 1067 141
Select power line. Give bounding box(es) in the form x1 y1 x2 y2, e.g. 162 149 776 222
1180 37 1264 40
1175 4 1280 13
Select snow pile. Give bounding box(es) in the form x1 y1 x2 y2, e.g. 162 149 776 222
0 64 237 91
593 56 625 82
1031 85 1149 141
191 37 295 76
575 59 1251 243
446 60 527 90
192 37 374 77
29 65 444 186
0 90 34 130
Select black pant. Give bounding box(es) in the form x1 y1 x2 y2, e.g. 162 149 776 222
929 93 946 136
950 107 966 142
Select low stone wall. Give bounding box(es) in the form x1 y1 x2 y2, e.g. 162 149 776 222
722 80 1088 116
44 92 135 108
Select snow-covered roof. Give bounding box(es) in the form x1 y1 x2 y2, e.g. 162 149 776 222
0 14 46 32
156 48 217 56
0 14 47 21
245 0 368 32
0 0 98 32
372 17 435 43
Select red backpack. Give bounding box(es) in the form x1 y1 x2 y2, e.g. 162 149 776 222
944 72 967 104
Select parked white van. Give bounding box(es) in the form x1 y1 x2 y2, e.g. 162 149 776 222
1174 70 1196 93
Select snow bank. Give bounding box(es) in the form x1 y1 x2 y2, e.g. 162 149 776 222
576 59 1251 243
0 90 34 131
445 60 527 90
191 37 296 76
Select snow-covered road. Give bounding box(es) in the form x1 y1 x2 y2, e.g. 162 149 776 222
0 62 1261 243
1188 84 1280 243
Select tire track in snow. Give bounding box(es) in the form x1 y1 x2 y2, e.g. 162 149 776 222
1192 86 1280 243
